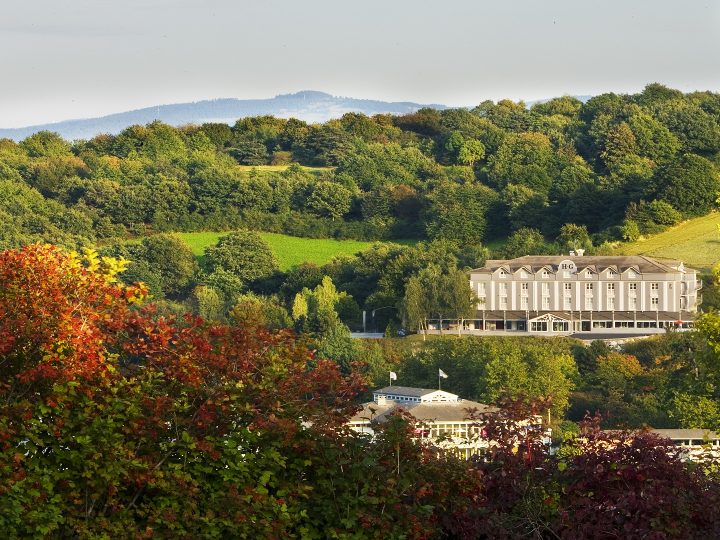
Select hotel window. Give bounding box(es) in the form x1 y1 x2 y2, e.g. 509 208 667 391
478 283 486 296
500 297 508 309
499 270 508 279
521 283 529 295
541 270 550 279
585 297 593 310
651 283 659 294
542 297 550 310
629 297 637 310
585 270 592 278
520 270 528 279
608 270 617 277
542 283 550 295
564 283 572 295
607 283 615 296
628 283 637 294
608 297 615 310
651 297 659 309
520 297 528 309
499 283 508 294
564 297 572 309
585 283 594 294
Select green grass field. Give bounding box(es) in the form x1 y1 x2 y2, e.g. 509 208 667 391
612 213 720 271
175 231 385 271
236 165 331 175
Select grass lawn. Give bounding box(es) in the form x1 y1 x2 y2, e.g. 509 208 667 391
175 231 393 271
236 165 331 175
612 213 720 271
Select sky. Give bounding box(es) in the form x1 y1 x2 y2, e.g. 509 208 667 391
1 0 719 127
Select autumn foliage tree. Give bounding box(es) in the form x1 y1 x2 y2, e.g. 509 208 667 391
0 244 146 385
0 244 363 536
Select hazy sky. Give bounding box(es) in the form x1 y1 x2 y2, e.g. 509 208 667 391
1 0 719 127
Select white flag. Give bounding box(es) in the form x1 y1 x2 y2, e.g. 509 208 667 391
389 371 397 381
438 369 448 379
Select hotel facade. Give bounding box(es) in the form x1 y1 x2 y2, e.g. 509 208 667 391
432 254 702 335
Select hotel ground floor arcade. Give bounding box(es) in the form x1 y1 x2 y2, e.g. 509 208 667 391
426 310 696 335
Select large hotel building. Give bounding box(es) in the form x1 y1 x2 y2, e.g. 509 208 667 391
437 253 702 335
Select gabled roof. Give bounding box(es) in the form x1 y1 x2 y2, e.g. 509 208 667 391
599 265 619 274
471 255 691 275
514 264 533 274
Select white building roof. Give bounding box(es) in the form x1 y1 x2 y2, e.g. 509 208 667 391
373 386 460 403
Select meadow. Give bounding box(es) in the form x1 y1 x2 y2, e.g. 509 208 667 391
236 164 331 175
612 213 720 271
175 231 390 270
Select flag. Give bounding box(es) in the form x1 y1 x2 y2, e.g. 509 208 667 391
389 371 397 381
438 369 448 379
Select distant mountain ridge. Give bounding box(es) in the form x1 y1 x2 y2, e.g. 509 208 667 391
0 91 448 141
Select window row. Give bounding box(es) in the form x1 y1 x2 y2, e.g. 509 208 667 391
488 297 660 310
481 282 660 295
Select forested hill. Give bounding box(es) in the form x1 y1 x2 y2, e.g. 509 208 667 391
0 91 447 141
2 82 720 262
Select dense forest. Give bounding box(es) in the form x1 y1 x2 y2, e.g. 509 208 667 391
2 83 720 251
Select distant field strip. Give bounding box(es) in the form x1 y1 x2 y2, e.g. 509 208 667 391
236 165 331 175
613 213 720 271
176 231 381 270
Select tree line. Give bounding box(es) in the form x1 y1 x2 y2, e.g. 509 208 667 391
1 83 719 254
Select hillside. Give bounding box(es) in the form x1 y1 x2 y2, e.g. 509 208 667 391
0 91 447 141
612 213 720 271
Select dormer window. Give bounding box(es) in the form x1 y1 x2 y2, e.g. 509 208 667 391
520 270 528 279
499 270 508 279
585 270 592 278
628 270 636 279
608 270 617 278
541 270 550 279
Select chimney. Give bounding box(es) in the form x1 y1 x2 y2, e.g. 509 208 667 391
569 250 575 257
576 249 585 257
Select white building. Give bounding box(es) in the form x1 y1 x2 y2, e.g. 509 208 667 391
349 386 548 459
430 254 701 335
